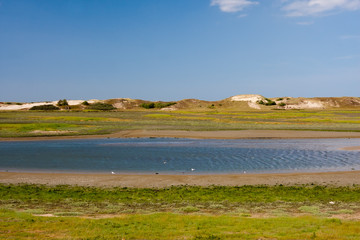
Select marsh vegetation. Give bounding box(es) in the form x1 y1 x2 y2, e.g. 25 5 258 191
1 184 360 239
1 110 360 137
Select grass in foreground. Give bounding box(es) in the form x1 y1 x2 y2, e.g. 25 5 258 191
2 184 360 239
1 109 360 137
2 209 360 240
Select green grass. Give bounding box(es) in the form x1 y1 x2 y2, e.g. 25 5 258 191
2 209 360 239
1 109 360 137
2 184 360 239
1 184 360 217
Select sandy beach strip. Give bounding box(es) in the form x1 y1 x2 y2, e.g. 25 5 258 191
341 146 360 151
1 171 360 187
2 129 360 142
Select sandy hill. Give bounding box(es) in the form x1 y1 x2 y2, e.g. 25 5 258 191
1 95 360 111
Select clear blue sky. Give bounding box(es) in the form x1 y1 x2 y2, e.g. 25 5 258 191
1 0 359 102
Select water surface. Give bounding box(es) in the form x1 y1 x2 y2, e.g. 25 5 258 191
0 138 359 174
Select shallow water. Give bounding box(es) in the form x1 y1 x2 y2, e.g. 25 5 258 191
0 138 360 174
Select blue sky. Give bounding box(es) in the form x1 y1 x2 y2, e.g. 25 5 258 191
0 0 359 102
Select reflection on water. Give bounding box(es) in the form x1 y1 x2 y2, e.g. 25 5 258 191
0 138 360 174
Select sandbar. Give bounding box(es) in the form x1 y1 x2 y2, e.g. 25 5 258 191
2 129 360 142
1 171 360 187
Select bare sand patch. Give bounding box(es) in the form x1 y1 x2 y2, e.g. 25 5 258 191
30 130 73 135
342 146 360 151
1 171 360 187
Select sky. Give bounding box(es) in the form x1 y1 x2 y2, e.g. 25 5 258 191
0 0 359 102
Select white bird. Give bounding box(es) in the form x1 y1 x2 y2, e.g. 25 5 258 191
243 171 247 174
329 201 335 205
191 168 195 171
163 161 167 164
111 171 115 175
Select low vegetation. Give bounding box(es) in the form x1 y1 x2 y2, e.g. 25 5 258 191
29 105 60 111
140 102 176 109
87 102 116 111
1 109 360 137
257 98 277 106
1 184 360 239
57 99 68 106
1 184 360 216
2 209 360 239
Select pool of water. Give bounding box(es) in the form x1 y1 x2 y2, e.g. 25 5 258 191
0 138 359 174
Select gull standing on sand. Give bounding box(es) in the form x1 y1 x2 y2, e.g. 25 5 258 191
191 168 195 172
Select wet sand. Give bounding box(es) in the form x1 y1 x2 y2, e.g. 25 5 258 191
2 129 360 141
1 171 360 187
342 146 360 151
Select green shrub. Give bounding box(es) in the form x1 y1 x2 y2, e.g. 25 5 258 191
82 101 90 106
141 103 156 109
155 102 176 108
141 102 176 109
257 99 276 106
279 102 286 107
29 105 60 111
277 98 284 101
87 102 115 111
57 99 69 106
264 98 276 106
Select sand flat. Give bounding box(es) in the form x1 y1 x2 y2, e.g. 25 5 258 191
2 129 360 142
1 171 360 187
342 146 360 151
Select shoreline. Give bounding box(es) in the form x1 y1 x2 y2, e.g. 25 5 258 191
2 170 360 187
341 146 360 151
2 129 360 142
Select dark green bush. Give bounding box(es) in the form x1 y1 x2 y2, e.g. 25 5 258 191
57 99 69 106
87 102 115 111
141 103 156 109
82 101 90 106
264 98 276 106
277 98 283 101
141 102 176 109
279 102 286 107
29 105 60 111
257 99 276 106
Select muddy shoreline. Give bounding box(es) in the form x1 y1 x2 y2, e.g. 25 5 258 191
2 129 360 142
2 171 360 187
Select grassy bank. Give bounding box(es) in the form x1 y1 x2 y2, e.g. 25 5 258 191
1 184 360 217
1 184 360 239
1 110 360 137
